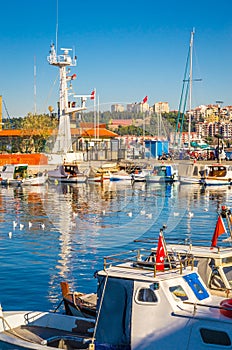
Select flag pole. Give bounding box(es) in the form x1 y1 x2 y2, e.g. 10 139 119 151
160 227 172 269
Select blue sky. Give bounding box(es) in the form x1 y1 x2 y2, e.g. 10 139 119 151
0 0 232 117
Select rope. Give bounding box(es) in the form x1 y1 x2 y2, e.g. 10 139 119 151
90 271 109 347
53 298 64 313
0 315 44 344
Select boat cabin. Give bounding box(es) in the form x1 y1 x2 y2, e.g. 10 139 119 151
94 249 232 350
144 243 232 298
1 164 28 180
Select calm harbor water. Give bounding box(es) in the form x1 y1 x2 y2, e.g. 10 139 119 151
0 180 231 313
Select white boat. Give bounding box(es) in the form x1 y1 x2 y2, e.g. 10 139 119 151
145 164 178 183
0 164 29 186
109 170 132 181
48 163 87 183
22 171 48 186
179 162 207 184
95 231 232 349
0 309 94 349
131 171 146 182
86 164 118 183
200 163 232 186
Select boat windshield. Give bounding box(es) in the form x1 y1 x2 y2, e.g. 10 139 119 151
223 266 232 287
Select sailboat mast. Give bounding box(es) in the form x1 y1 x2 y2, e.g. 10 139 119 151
188 28 195 148
34 55 36 115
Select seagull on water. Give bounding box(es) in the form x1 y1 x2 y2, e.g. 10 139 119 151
28 221 32 229
8 232 12 239
40 223 45 230
127 212 133 217
19 224 24 231
13 221 17 229
146 213 152 219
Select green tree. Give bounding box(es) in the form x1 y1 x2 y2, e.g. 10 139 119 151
21 113 58 152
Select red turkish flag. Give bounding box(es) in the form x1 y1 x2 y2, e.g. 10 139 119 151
142 96 148 104
211 215 227 247
90 90 95 100
156 232 166 271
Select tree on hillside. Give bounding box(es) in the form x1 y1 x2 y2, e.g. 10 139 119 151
21 113 58 152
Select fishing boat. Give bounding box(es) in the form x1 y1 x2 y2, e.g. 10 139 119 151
86 164 118 182
60 282 97 319
0 308 95 349
0 164 29 186
131 170 146 182
179 162 207 184
47 163 87 183
144 164 178 183
21 171 48 186
200 163 232 186
68 229 232 349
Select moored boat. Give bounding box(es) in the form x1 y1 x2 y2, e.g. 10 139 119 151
48 163 87 183
109 169 132 181
145 164 178 183
0 164 28 186
86 164 118 182
0 309 94 349
21 171 48 186
200 163 232 186
92 231 232 349
60 282 97 319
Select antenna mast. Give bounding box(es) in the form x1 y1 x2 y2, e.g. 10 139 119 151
56 0 59 53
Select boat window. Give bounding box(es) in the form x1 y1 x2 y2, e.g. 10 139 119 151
169 285 188 301
183 273 209 300
136 288 158 303
223 266 232 287
209 268 225 289
200 328 231 346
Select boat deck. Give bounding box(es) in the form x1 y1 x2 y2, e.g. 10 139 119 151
3 324 93 348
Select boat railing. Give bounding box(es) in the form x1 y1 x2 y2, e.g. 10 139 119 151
103 248 195 277
134 237 232 251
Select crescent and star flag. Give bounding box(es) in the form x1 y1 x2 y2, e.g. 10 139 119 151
156 231 166 271
142 96 148 104
211 215 227 248
90 90 95 100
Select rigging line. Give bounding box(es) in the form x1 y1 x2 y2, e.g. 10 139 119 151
43 73 59 114
3 100 10 118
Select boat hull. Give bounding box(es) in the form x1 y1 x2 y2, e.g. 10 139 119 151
179 176 201 184
48 176 87 184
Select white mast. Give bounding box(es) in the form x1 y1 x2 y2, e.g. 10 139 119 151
47 44 88 154
188 28 195 148
34 55 36 115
